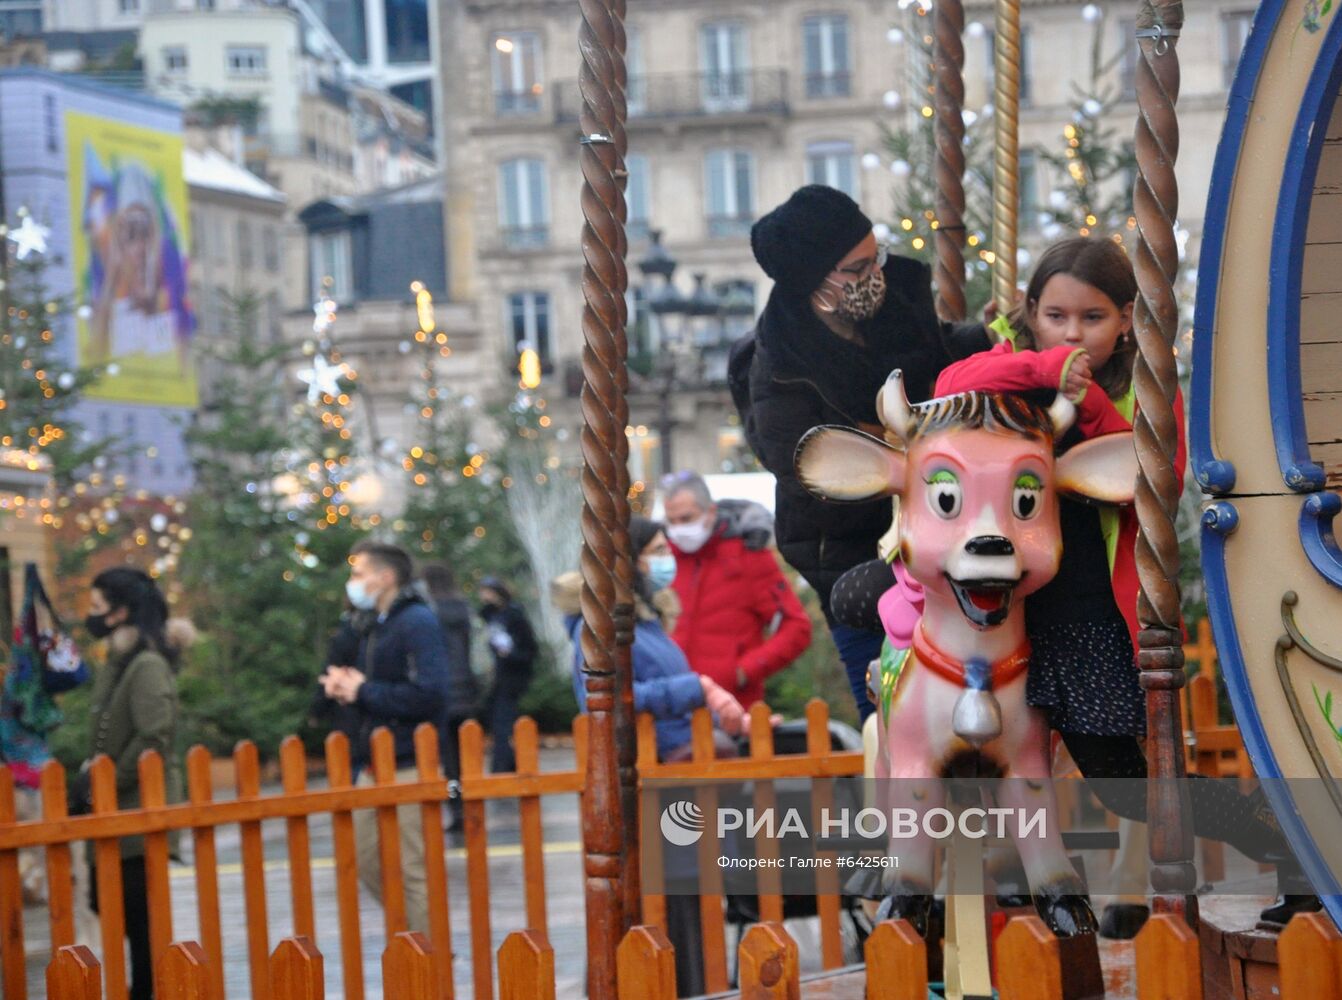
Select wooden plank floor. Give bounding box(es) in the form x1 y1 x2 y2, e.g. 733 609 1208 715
695 894 1277 999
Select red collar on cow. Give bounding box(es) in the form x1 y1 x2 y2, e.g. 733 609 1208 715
911 625 1031 689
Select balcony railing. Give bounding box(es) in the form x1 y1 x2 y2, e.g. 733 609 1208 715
554 69 789 124
500 225 550 250
804 72 852 99
494 89 544 115
706 214 755 239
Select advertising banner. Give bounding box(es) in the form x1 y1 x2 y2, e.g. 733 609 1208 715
66 110 195 406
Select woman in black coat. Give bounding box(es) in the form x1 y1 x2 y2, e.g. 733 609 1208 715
743 185 986 720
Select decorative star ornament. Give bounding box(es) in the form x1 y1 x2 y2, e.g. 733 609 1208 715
296 354 348 404
7 216 49 260
312 298 338 335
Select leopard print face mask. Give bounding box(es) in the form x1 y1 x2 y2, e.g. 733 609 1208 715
830 266 887 323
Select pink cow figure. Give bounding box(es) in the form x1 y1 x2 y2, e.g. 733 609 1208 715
796 370 1137 938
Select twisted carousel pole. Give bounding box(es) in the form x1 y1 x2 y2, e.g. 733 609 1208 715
991 0 1020 317
1130 0 1196 921
577 0 636 990
933 0 968 321
605 0 643 934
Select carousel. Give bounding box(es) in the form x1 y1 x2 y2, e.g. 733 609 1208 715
563 0 1342 994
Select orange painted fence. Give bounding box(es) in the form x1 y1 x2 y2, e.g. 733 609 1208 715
33 911 1342 999
0 699 866 1000
0 645 1258 1000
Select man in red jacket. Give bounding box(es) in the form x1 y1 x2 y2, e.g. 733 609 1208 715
662 472 813 708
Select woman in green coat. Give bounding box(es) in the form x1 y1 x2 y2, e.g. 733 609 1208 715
81 567 192 1000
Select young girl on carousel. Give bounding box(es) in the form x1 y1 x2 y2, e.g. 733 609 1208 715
847 236 1319 930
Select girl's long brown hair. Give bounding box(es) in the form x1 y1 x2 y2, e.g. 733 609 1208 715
1006 237 1138 399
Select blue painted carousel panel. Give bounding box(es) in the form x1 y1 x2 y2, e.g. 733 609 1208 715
1203 496 1342 929
1266 0 1342 494
1191 0 1290 495
1196 0 1342 930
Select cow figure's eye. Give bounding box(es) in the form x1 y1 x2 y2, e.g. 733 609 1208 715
1013 472 1043 520
925 470 962 519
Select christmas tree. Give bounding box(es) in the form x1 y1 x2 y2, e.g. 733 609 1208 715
172 290 366 756
0 209 107 488
394 290 529 588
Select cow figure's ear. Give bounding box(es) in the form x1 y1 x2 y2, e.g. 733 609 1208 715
1055 432 1138 504
795 426 906 502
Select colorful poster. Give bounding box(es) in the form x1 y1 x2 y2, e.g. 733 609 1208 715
65 111 196 406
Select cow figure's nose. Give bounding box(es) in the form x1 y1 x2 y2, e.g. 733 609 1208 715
964 535 1015 556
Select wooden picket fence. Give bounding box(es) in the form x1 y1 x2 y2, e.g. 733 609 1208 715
0 643 1274 1000
35 909 1342 999
1180 619 1258 883
0 699 867 1000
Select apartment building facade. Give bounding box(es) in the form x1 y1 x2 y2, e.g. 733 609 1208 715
436 0 911 481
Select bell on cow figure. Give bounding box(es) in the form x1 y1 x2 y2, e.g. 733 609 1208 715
951 658 1001 747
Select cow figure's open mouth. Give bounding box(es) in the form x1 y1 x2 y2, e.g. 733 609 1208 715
946 575 1020 628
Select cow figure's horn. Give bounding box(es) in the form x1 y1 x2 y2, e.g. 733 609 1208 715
878 369 918 444
1048 393 1076 438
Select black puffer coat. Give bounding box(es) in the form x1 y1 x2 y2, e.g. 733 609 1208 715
745 255 988 610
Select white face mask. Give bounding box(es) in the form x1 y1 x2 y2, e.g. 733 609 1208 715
346 578 378 611
666 518 713 554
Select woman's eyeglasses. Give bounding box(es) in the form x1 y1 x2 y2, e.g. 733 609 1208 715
834 241 889 281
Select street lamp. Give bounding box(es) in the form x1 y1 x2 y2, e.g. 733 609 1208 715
636 230 735 474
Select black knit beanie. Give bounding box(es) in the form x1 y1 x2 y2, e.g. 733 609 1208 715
750 185 874 297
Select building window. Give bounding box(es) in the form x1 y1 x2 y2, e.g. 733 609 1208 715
492 32 543 114
263 225 279 271
163 46 188 74
700 22 749 112
118 0 139 12
705 150 755 238
1020 148 1039 230
626 154 651 241
508 292 553 373
238 220 252 270
1118 19 1137 101
803 15 851 98
498 158 549 249
310 230 353 303
1020 27 1033 105
626 27 647 116
1222 11 1254 88
226 46 267 77
43 94 56 154
806 141 856 199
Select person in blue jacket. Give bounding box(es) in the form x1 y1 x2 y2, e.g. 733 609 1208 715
557 516 751 760
318 540 450 935
557 516 755 996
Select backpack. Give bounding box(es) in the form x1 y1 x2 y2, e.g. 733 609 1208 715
0 564 89 788
726 330 761 456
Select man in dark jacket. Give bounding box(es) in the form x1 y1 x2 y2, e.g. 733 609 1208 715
745 185 987 719
478 576 538 773
319 540 449 934
419 562 478 831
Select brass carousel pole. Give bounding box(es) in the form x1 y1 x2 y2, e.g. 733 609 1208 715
1130 0 1196 922
991 0 1020 317
577 0 636 991
933 0 968 321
